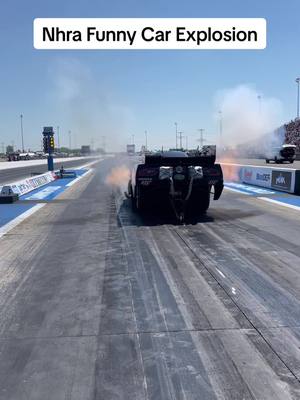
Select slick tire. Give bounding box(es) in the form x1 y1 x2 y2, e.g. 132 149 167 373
135 187 147 213
198 189 210 214
189 188 210 216
131 194 137 212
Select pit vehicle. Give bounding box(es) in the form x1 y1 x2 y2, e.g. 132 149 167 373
127 146 224 222
266 144 296 164
127 144 135 156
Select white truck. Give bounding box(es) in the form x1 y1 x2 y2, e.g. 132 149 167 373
266 144 297 164
127 144 135 156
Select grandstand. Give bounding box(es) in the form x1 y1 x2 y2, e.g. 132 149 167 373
284 119 300 151
221 120 299 159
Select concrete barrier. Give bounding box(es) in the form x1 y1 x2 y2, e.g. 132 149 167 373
0 171 57 197
222 163 300 195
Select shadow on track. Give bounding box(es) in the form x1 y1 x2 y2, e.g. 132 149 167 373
118 198 214 227
117 198 263 228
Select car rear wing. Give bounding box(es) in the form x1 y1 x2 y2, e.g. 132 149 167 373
145 146 216 167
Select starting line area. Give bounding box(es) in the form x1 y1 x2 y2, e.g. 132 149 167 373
0 170 299 236
225 182 300 210
0 169 89 231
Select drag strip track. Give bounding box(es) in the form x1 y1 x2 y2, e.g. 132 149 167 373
113 188 300 399
0 158 300 399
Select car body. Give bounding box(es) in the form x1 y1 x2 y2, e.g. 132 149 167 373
128 146 224 222
266 144 296 164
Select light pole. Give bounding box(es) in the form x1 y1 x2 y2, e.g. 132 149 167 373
175 122 178 149
197 128 205 148
296 78 300 119
20 114 24 152
132 134 135 145
178 131 184 149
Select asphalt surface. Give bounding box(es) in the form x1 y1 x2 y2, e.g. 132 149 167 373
0 157 300 399
0 157 99 185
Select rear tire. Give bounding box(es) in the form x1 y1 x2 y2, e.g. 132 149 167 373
131 193 137 212
266 159 269 164
188 187 210 216
135 187 147 213
199 189 210 214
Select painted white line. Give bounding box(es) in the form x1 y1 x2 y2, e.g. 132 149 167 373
224 187 251 195
66 169 93 187
73 159 103 170
258 197 300 211
232 287 236 295
216 268 226 278
0 204 45 239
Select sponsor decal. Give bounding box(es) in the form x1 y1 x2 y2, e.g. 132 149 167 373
256 172 270 182
205 167 220 176
10 172 55 195
241 167 273 188
271 171 292 191
244 169 253 180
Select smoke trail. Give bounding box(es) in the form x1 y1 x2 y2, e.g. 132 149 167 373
214 85 284 157
105 165 130 187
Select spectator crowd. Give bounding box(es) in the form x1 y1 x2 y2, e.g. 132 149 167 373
284 119 300 151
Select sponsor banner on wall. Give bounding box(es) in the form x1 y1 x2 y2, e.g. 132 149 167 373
271 170 292 191
222 163 297 193
10 172 56 195
241 166 272 188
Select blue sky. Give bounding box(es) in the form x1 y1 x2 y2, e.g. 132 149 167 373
0 0 300 151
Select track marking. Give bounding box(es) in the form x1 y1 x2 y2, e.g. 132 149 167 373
24 186 61 200
0 204 45 239
216 268 226 278
66 169 93 187
224 187 252 195
0 167 96 239
173 228 300 385
225 182 276 196
73 159 103 169
258 197 300 211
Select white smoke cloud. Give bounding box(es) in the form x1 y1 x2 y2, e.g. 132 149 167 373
214 85 284 154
